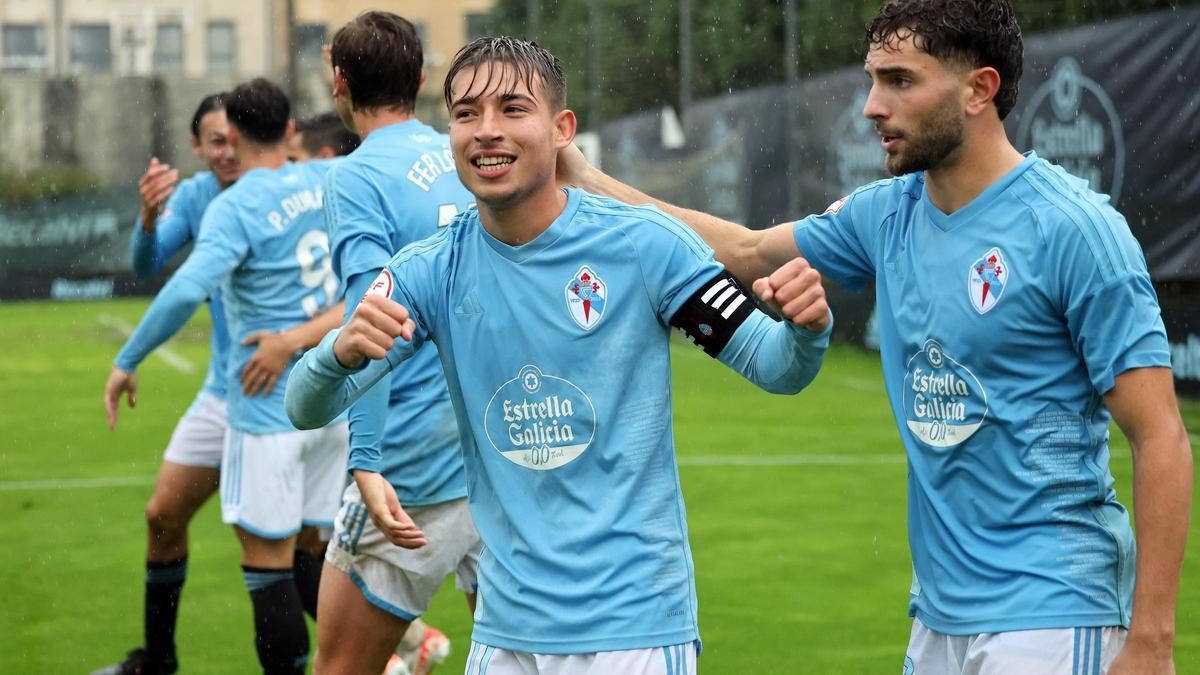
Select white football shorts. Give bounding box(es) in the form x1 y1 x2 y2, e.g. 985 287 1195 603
463 642 697 675
162 391 227 469
326 482 482 619
219 421 349 539
904 617 1128 675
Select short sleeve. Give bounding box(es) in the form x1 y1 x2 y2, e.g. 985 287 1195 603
791 181 896 291
624 208 726 323
1054 210 1171 394
324 162 394 285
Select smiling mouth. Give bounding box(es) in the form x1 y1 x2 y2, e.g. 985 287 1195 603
473 156 515 173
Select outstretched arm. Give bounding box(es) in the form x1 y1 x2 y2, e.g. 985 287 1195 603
1106 367 1192 675
104 274 211 429
559 144 801 285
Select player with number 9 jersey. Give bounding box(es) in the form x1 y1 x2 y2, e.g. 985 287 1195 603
195 159 342 432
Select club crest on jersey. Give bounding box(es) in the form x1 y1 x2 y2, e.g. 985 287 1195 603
364 269 393 300
564 266 607 330
967 247 1008 314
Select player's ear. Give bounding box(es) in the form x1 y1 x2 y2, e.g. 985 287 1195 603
964 66 1001 118
417 70 426 95
285 119 296 140
190 135 202 159
552 108 577 150
331 66 347 99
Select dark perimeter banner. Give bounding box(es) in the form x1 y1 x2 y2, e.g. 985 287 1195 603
597 6 1199 393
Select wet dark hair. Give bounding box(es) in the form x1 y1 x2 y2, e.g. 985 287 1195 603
190 92 226 139
331 11 423 112
225 78 291 144
443 36 566 112
295 112 361 157
866 0 1023 119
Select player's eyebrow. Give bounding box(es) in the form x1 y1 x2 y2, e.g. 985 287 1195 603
867 65 918 79
451 91 537 109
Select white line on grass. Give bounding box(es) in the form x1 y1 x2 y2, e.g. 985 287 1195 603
98 313 195 374
0 476 156 491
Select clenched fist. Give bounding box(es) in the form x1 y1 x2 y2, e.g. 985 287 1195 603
753 256 830 333
332 294 416 369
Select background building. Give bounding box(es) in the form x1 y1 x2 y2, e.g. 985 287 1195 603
0 0 494 180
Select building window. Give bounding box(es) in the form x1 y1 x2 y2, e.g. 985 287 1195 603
2 24 47 72
292 24 325 64
207 21 235 74
154 23 183 74
70 24 112 73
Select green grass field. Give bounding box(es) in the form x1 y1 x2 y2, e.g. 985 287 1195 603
0 297 1197 673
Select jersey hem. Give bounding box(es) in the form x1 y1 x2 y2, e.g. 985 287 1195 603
469 627 700 655
911 608 1129 635
392 486 469 507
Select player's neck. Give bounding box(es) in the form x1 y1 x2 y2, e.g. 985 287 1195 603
353 108 417 139
236 143 289 173
924 125 1024 215
478 182 569 246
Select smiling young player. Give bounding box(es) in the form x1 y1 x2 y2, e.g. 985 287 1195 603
286 37 833 675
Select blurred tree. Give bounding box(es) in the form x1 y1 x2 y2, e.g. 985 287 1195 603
480 0 1197 127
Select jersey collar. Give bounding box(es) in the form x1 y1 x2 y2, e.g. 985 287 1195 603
477 187 582 264
921 151 1039 233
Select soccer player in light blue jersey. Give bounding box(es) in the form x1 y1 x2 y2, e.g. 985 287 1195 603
286 37 833 675
94 93 241 675
559 1 1194 673
312 12 478 675
104 79 350 675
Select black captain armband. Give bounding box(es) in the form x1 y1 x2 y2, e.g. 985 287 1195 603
669 270 757 357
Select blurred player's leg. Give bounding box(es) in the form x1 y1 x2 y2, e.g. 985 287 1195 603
143 461 219 658
92 393 225 675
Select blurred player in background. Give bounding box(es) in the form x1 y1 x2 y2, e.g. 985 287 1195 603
104 78 348 675
287 36 832 675
287 111 361 163
314 11 478 675
93 93 239 675
557 1 1193 673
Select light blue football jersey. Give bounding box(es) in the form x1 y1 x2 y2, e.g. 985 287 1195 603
130 171 231 400
324 120 474 506
119 161 340 434
374 189 722 652
792 152 1171 634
